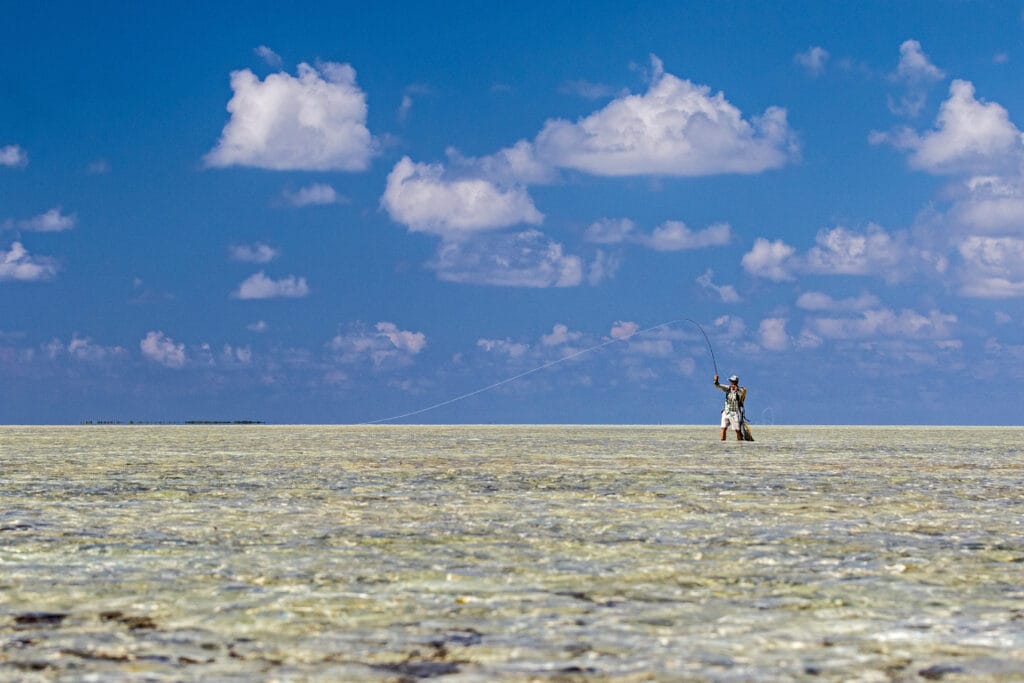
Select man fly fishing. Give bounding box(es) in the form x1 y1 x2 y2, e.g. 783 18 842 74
714 374 752 441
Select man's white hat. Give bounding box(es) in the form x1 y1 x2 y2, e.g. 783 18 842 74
729 375 739 382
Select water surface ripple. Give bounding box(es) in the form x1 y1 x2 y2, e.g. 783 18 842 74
1 426 1022 681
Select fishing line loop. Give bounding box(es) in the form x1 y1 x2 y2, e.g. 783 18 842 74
361 317 719 425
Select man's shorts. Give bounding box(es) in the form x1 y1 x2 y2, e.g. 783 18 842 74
721 411 742 429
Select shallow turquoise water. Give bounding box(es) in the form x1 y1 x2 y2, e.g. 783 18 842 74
1 425 1022 681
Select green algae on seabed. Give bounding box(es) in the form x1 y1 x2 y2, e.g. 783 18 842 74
1 425 1022 681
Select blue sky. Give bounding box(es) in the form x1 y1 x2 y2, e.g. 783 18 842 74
2 1 1023 425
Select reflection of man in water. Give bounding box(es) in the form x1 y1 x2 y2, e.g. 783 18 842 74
714 374 746 441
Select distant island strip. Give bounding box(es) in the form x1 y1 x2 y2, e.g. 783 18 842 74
80 420 266 425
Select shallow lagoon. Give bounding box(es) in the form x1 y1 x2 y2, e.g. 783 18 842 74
1 425 1022 681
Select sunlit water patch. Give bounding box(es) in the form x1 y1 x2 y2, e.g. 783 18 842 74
1 426 1022 681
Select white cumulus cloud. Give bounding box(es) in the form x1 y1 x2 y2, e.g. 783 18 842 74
696 269 741 303
542 323 583 347
0 242 57 281
806 308 957 340
329 322 427 366
875 80 1024 175
0 145 28 168
205 62 375 171
477 338 529 358
4 208 76 232
229 243 279 263
382 156 543 235
254 45 283 69
804 225 905 277
958 235 1024 297
45 335 127 362
584 217 636 244
610 321 639 340
533 55 796 177
430 230 583 288
887 40 946 117
796 291 880 311
741 238 797 281
232 271 310 299
376 321 427 355
759 318 790 351
640 221 731 251
140 331 186 368
895 40 945 84
794 46 829 77
282 182 342 206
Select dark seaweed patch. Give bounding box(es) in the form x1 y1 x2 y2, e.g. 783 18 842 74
100 611 158 630
13 612 68 627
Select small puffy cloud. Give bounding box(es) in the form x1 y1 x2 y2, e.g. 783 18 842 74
804 225 904 277
5 208 76 232
229 242 279 263
759 318 789 351
254 45 283 68
640 221 731 251
887 40 945 117
874 80 1024 175
585 217 636 244
382 156 543 235
747 226 929 285
140 331 186 368
329 321 427 366
45 335 127 362
610 321 639 340
430 230 582 287
713 314 746 340
376 321 427 355
232 271 310 299
796 291 880 311
542 323 582 347
205 62 375 171
0 144 28 168
742 238 797 281
477 338 529 358
0 242 57 281
946 175 1024 235
794 46 829 77
222 344 253 365
450 140 557 186
585 217 730 251
533 55 796 177
247 320 268 333
282 182 342 206
696 269 741 303
895 40 945 84
958 235 1024 298
806 307 957 340
397 83 433 123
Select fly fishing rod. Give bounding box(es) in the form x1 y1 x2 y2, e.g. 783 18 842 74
682 318 719 379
